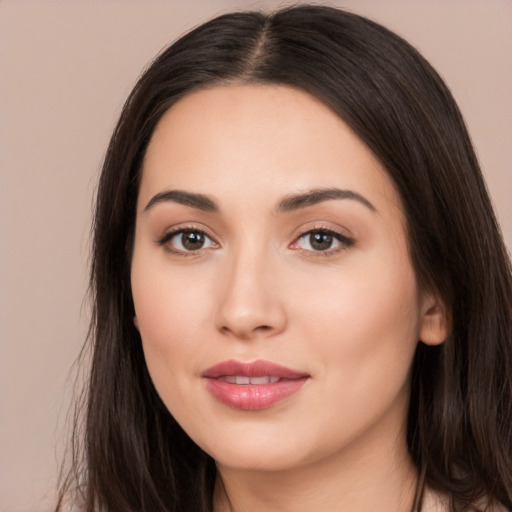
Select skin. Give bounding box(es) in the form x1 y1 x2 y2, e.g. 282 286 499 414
131 84 447 512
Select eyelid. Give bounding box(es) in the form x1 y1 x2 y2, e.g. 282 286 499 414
289 224 355 255
156 223 220 255
155 222 354 257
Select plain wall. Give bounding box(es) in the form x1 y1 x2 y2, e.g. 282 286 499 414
0 1 510 510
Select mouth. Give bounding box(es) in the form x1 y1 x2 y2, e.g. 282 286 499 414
201 360 310 410
217 375 281 384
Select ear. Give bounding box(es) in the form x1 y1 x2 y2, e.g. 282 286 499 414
418 292 449 346
134 316 140 331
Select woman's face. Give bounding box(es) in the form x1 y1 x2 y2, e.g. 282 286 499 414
131 84 444 472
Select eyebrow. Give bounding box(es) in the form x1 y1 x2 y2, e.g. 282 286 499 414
143 187 376 214
276 188 376 213
144 189 219 212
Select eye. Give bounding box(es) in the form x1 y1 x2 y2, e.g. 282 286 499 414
291 229 354 254
159 228 217 254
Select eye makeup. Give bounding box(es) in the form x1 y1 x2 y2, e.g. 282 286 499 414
156 224 219 257
290 227 355 257
155 222 355 259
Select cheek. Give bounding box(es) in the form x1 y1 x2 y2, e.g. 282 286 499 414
131 238 213 342
282 258 421 453
130 251 214 409
134 279 208 347
292 249 421 389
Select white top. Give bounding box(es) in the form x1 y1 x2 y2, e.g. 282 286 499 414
423 488 508 512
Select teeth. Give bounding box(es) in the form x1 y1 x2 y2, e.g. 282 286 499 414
220 376 280 384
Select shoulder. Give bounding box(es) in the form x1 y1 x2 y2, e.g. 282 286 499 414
423 487 450 512
423 488 510 512
477 501 510 512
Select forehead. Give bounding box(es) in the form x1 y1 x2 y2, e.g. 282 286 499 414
139 84 402 215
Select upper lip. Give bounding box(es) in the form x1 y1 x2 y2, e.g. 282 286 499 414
201 359 309 380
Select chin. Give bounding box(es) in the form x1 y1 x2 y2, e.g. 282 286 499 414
212 446 306 473
190 421 327 473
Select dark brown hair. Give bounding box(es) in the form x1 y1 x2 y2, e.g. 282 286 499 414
57 5 512 511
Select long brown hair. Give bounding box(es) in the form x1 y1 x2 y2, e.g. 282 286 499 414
57 5 512 511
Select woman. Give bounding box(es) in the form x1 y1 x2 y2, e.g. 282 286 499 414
57 5 512 511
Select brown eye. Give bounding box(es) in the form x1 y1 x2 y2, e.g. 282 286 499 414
181 230 205 250
309 232 334 251
292 229 354 254
162 229 217 254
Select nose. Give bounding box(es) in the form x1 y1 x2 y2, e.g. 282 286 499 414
215 248 287 341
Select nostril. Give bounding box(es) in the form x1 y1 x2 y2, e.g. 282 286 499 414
216 294 287 339
220 323 274 338
256 325 272 332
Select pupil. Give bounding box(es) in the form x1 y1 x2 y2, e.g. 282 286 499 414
182 231 204 250
310 232 333 251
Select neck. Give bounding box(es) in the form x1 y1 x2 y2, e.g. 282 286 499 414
213 424 418 512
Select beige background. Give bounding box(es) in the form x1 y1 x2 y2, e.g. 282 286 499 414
0 1 510 510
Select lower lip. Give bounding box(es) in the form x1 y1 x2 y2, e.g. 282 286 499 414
204 378 308 410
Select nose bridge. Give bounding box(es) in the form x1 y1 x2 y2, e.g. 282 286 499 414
216 236 286 339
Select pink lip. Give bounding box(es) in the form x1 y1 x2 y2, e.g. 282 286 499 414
202 360 309 411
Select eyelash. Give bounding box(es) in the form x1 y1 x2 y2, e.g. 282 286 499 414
157 225 218 256
291 227 355 257
156 226 354 257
